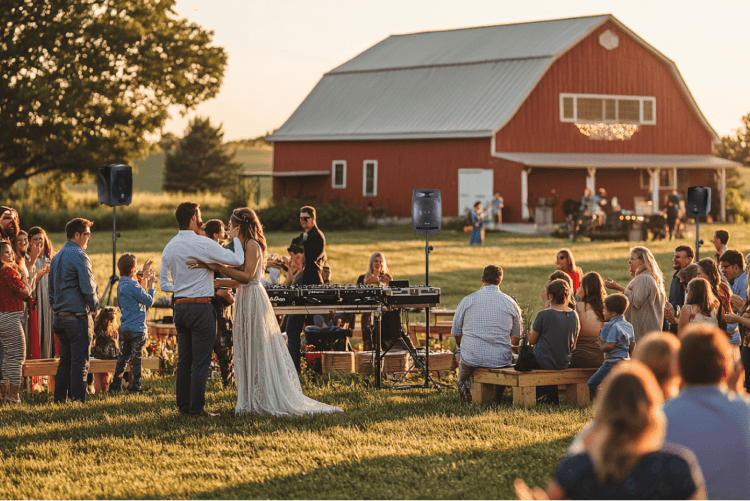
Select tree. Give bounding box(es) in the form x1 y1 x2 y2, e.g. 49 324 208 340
163 117 241 193
0 0 227 192
714 112 750 167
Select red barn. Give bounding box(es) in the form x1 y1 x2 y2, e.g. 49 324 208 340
267 14 740 222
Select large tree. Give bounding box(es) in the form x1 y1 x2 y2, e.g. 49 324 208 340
714 112 750 167
0 0 227 192
163 116 241 193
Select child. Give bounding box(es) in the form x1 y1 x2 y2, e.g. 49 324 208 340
110 253 155 393
90 307 120 391
587 293 635 399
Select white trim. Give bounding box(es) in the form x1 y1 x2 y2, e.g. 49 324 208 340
331 160 347 189
559 92 657 125
362 160 378 197
651 169 660 208
521 169 529 221
721 167 727 222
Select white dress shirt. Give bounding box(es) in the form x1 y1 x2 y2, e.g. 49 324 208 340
160 230 244 298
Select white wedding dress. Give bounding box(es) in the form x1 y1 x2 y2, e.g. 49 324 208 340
234 246 342 417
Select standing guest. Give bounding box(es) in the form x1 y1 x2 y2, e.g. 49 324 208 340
358 252 393 351
528 279 580 403
110 253 156 394
490 192 504 224
663 245 694 334
677 278 719 335
579 188 593 213
587 294 634 399
48 218 99 404
569 272 606 369
27 227 53 358
664 324 750 500
89 306 120 392
605 246 665 342
516 361 706 500
0 240 31 404
0 206 19 242
720 249 748 349
555 249 583 294
696 257 734 337
469 201 484 245
285 206 325 372
712 228 729 262
724 281 750 394
160 202 244 417
452 265 522 403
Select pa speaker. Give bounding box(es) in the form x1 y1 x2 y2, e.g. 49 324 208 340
412 189 441 235
687 187 711 217
97 164 132 207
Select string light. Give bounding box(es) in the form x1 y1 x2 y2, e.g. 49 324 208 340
575 123 640 140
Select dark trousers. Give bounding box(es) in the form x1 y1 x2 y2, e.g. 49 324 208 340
286 314 304 372
742 346 750 393
110 330 147 392
174 303 216 415
52 315 92 403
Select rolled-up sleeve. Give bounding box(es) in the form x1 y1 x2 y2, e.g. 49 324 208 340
160 248 174 293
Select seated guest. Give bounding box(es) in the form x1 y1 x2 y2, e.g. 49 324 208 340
358 252 393 351
517 361 706 500
283 243 304 286
540 270 574 309
677 277 719 335
569 272 606 368
529 279 580 403
89 306 120 392
587 293 634 399
555 248 583 294
322 265 331 284
452 265 522 403
664 324 750 500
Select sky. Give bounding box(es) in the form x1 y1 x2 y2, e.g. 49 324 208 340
164 0 750 142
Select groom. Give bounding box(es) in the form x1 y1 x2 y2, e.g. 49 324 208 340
160 202 244 418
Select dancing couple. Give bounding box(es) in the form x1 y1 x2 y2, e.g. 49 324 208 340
160 202 341 418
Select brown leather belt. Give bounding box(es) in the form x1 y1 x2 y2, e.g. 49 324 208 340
56 311 87 318
174 297 212 305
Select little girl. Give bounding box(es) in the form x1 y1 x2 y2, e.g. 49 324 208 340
90 307 120 392
678 278 719 335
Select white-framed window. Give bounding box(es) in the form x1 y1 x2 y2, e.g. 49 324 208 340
639 168 676 190
331 160 346 189
560 93 656 125
362 160 377 197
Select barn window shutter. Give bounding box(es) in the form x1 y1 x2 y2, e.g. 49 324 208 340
332 160 346 189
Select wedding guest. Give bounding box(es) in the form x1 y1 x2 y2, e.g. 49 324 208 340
89 306 120 392
696 257 735 340
677 278 719 335
605 246 665 342
0 206 19 242
556 249 583 293
663 245 694 333
587 294 634 399
27 227 54 358
540 270 574 309
358 252 393 351
712 228 729 262
719 249 747 348
569 272 606 368
0 240 31 404
469 201 484 245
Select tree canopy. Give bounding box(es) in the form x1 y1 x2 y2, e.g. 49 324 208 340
0 0 227 192
714 112 750 167
163 116 241 193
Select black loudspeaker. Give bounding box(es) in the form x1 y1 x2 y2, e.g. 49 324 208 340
412 189 441 234
687 187 711 216
97 164 133 206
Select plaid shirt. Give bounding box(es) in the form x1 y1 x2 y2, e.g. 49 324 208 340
452 284 521 368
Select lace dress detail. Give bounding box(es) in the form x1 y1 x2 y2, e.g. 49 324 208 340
234 247 342 416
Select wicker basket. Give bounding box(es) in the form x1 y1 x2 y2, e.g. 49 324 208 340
321 351 355 374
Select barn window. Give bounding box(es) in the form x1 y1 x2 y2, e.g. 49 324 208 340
332 160 346 189
363 160 377 197
639 168 676 190
559 93 657 125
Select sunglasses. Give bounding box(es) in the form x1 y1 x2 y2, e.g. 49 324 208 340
300 216 311 221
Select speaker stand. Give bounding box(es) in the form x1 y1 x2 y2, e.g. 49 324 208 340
100 206 121 307
695 215 703 261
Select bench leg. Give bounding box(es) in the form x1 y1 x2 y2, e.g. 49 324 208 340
471 382 496 403
512 386 536 406
48 376 55 394
565 383 590 405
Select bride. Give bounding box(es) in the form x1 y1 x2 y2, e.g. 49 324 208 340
189 207 342 417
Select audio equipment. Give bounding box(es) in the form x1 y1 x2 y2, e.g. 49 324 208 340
412 189 442 235
265 285 440 307
687 187 711 217
97 164 133 207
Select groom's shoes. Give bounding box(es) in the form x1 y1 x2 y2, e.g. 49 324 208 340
191 411 221 419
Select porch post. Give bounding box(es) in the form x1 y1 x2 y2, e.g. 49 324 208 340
720 167 726 222
521 169 530 221
587 167 596 194
650 168 660 211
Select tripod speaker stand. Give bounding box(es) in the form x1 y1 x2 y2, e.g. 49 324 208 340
97 164 133 306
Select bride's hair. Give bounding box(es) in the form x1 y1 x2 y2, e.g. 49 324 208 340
230 207 267 256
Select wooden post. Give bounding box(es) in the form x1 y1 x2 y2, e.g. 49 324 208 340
565 383 590 405
512 386 536 406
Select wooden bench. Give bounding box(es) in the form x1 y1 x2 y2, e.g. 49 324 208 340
22 357 161 393
408 322 454 343
472 367 598 406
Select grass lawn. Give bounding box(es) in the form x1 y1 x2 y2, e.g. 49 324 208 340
5 221 743 499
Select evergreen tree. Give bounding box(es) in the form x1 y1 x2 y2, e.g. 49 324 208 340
163 117 241 193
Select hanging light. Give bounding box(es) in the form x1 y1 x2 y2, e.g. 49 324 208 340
575 123 640 140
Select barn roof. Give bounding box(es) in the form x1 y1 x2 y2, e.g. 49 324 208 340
267 14 719 143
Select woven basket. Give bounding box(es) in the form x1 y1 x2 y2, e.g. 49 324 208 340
321 351 355 374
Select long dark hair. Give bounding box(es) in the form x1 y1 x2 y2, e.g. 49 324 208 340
230 207 267 256
0 240 22 275
28 227 54 259
12 230 28 266
580 272 606 322
685 277 720 317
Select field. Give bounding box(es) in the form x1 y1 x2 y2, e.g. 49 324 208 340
2 222 745 499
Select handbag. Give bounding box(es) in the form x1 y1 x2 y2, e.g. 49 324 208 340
514 344 537 372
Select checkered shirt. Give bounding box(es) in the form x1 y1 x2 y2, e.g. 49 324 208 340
452 285 521 368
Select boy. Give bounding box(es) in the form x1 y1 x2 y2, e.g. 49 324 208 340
110 253 156 393
587 293 635 399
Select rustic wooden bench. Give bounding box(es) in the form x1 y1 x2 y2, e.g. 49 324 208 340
22 357 161 393
471 367 598 406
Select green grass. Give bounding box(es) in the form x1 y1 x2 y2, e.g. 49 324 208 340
8 221 742 499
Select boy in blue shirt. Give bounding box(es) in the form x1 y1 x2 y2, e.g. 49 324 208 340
110 253 156 393
587 293 635 399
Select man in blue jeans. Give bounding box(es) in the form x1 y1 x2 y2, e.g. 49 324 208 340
110 253 156 393
48 218 99 403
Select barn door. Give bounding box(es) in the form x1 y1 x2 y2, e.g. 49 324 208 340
458 169 494 217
